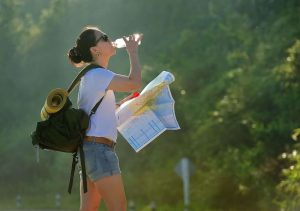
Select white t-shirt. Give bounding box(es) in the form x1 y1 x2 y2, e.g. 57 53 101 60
77 67 118 142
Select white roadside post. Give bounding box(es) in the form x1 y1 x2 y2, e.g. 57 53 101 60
16 194 21 208
175 158 196 211
55 193 61 208
128 200 135 211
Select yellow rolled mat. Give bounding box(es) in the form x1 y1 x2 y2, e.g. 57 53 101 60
41 88 69 120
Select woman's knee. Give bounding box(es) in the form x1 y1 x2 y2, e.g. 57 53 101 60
112 201 127 211
107 197 127 211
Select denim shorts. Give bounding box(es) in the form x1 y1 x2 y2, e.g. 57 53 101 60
79 141 121 181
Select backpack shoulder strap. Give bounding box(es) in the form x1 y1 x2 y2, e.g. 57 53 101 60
89 92 106 117
67 64 103 94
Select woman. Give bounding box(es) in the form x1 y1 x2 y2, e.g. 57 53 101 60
68 26 143 211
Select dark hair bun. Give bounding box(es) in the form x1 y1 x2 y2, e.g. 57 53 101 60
68 47 82 64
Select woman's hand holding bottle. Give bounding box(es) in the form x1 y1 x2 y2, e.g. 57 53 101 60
113 34 143 53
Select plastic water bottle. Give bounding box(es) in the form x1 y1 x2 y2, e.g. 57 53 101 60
113 33 142 48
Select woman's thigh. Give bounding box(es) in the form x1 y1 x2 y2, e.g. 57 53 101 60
95 174 127 211
80 177 102 211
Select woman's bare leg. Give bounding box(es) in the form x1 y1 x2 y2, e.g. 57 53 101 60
95 174 127 211
80 177 102 211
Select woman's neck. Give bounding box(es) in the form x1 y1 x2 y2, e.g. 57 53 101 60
92 56 110 69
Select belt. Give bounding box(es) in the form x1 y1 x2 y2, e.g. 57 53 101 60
84 136 116 148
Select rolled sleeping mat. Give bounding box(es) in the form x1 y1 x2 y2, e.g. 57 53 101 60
41 88 69 120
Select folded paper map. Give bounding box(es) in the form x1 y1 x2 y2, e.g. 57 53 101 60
116 71 180 152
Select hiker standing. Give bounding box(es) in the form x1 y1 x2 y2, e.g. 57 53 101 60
68 26 143 211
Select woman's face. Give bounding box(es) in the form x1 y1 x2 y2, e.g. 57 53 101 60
93 30 116 57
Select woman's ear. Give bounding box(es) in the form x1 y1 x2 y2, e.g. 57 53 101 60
90 46 101 57
90 46 98 55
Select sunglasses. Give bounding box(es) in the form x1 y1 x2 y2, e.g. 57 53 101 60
95 34 109 43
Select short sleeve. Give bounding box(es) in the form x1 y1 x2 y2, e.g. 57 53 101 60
78 68 115 111
88 68 115 92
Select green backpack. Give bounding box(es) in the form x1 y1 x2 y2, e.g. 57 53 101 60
31 64 104 194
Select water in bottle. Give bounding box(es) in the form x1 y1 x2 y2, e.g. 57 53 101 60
113 33 142 48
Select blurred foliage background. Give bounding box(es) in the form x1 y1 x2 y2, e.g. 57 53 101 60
1 0 300 210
